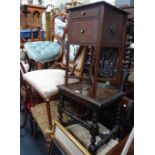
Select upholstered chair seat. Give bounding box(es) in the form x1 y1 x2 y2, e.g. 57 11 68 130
23 69 79 98
24 41 61 63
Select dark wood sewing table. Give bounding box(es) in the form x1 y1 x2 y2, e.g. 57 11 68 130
57 1 128 154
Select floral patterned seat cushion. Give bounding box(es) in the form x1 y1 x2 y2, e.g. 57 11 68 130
24 41 61 63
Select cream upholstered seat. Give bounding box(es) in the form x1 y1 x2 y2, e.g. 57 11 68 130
21 65 79 141
23 69 79 98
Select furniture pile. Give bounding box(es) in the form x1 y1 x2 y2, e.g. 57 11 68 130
20 1 134 155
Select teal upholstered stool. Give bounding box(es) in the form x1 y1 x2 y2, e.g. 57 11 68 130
24 41 61 64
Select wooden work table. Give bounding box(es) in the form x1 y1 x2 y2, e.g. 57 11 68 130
58 1 128 154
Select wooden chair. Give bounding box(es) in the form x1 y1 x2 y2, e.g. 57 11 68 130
24 12 68 70
20 45 87 141
50 45 86 77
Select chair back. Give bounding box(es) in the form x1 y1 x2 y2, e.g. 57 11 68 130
47 11 87 77
20 60 27 82
70 47 87 77
20 61 29 84
48 13 68 62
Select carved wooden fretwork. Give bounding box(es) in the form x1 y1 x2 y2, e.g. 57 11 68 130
99 48 117 78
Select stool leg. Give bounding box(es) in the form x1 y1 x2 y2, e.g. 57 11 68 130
58 95 64 124
88 112 99 154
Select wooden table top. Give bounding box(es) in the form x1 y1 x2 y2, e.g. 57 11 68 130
58 82 122 108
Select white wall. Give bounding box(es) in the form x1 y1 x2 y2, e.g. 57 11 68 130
90 0 116 5
43 0 70 7
43 0 94 7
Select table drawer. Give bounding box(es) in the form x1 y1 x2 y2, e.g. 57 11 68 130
69 19 98 44
71 7 99 19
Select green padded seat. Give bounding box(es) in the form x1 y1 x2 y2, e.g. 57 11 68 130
24 41 61 63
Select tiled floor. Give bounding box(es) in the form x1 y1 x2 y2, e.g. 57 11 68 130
20 116 48 155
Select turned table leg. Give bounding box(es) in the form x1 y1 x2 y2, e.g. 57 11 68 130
58 95 64 124
88 111 99 154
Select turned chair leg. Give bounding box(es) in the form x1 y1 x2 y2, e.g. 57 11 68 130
45 99 53 130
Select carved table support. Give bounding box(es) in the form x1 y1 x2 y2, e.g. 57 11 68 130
58 94 64 124
88 111 99 154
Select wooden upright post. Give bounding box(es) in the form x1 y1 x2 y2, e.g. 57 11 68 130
45 12 51 41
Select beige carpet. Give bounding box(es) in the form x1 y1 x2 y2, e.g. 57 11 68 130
31 100 76 141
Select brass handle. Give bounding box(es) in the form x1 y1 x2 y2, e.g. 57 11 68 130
110 26 114 34
110 25 116 35
82 11 86 16
80 30 85 33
